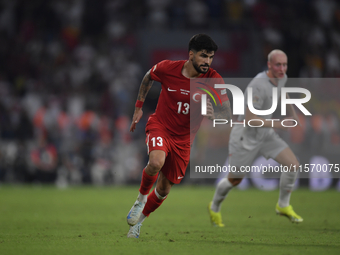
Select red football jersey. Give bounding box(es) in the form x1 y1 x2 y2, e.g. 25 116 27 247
148 60 229 146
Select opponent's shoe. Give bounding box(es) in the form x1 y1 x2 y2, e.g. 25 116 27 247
275 203 303 223
127 200 145 226
127 222 142 238
208 202 225 227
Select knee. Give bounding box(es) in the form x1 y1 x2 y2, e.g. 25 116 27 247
289 161 300 172
228 171 245 186
147 158 164 172
228 177 243 186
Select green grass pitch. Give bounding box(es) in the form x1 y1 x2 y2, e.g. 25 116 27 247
0 185 339 255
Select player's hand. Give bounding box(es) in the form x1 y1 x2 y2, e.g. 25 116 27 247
205 99 215 121
130 108 143 132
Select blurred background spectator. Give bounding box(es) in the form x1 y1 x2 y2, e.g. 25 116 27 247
0 0 339 186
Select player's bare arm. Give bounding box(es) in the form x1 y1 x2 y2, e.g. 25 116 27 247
205 100 231 121
130 70 154 132
137 70 154 102
204 99 214 120
285 94 301 126
215 100 231 121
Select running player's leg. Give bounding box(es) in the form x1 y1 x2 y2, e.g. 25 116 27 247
275 147 299 207
127 128 170 226
209 127 258 226
127 167 174 238
210 171 244 213
139 150 165 202
140 171 173 222
127 139 188 237
127 150 165 226
208 170 245 227
261 133 302 222
274 147 303 222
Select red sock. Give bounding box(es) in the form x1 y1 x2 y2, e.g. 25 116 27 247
139 169 158 195
142 189 166 217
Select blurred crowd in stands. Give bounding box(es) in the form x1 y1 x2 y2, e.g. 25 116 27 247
0 0 339 186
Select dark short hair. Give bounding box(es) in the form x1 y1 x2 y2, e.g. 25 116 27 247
188 34 218 53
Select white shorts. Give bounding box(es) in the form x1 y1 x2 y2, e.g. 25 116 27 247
229 126 288 168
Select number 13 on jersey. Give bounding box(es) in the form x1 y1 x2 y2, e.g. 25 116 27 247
147 134 165 154
177 102 189 114
151 137 163 147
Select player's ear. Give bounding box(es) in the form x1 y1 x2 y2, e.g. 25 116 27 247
189 50 195 60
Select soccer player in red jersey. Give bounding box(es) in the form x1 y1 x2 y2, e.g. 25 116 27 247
126 34 231 238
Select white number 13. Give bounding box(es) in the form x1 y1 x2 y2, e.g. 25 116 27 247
151 137 163 147
177 102 189 114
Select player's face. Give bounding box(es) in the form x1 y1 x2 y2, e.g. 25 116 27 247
191 50 215 74
268 53 287 79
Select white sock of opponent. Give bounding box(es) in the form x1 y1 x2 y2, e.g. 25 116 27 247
211 178 234 212
278 171 298 208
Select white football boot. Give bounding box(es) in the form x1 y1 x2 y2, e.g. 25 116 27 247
127 200 145 226
127 222 142 238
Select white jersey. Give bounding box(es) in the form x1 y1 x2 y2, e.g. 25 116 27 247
234 71 287 150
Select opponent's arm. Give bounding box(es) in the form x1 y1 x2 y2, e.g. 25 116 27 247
130 69 154 132
285 94 301 126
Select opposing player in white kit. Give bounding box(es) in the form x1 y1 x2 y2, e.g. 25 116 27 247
208 50 303 226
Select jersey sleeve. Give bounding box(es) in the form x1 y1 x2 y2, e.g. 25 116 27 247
212 73 229 102
149 60 169 82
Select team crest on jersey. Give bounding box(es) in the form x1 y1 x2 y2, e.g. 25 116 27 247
180 89 190 95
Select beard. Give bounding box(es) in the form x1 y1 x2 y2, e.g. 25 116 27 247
192 59 209 74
